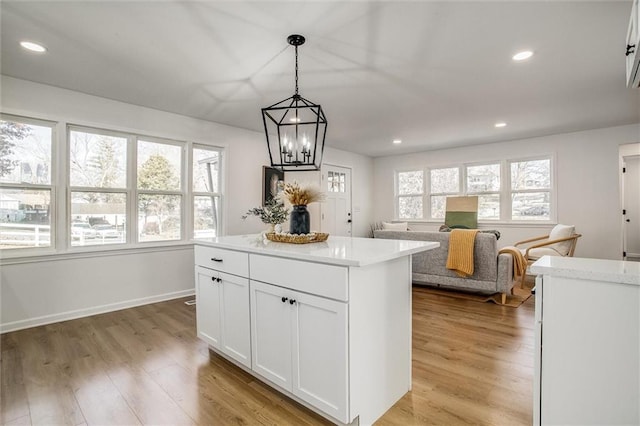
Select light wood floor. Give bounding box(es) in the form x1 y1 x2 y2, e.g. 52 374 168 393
1 287 534 425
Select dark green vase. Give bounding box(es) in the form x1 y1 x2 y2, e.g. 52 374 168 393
290 205 310 235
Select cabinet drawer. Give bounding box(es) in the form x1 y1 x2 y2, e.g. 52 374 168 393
195 245 249 277
250 254 348 301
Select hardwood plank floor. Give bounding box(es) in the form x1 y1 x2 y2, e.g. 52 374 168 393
1 287 534 425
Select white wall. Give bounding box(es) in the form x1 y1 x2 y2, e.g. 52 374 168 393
0 76 373 332
373 124 640 260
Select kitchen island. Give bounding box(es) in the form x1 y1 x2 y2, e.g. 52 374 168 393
193 234 438 425
531 256 640 425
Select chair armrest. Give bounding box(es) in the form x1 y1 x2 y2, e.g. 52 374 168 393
524 234 581 257
514 234 550 247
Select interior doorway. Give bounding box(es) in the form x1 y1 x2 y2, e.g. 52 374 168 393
621 143 640 262
321 164 352 237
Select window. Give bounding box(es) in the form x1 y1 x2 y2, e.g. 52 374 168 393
69 127 127 246
466 163 500 220
193 146 221 239
0 115 54 250
327 170 346 193
137 139 183 242
510 158 551 221
397 170 424 219
429 167 460 219
0 116 224 255
396 156 553 223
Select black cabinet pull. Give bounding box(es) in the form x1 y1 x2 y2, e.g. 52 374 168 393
626 44 636 56
211 276 221 283
211 258 223 262
289 299 296 305
281 297 288 303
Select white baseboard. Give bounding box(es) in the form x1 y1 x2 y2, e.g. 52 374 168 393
0 289 195 334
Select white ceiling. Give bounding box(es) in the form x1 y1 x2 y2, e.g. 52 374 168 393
1 1 639 157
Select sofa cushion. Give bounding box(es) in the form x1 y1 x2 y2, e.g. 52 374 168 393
548 224 575 255
382 221 408 231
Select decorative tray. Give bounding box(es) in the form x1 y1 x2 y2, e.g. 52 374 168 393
265 232 329 244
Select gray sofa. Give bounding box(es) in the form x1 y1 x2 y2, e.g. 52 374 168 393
374 230 514 300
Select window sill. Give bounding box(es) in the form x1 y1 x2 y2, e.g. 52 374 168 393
0 241 194 266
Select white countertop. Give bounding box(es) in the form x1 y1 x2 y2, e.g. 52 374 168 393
194 234 439 267
531 256 640 286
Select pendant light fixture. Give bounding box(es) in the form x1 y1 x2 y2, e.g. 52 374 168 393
262 34 327 172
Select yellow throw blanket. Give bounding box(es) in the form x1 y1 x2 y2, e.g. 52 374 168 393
446 229 479 277
499 246 527 279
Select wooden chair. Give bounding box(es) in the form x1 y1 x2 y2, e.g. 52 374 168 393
514 225 582 287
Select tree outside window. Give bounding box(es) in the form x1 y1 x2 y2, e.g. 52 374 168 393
137 140 182 242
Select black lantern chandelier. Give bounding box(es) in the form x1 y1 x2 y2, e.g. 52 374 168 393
262 34 327 172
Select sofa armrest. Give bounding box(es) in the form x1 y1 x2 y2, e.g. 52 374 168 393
496 252 515 294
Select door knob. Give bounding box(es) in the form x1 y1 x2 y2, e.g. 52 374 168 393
626 219 631 222
281 297 288 303
289 299 296 305
347 219 352 223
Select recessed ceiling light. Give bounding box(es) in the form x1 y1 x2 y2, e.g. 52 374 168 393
512 50 533 61
20 41 47 53
494 122 507 128
392 139 402 144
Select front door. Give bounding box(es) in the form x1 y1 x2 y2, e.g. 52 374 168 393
321 165 352 237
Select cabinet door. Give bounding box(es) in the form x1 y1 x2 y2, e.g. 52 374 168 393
250 280 292 391
195 266 222 349
291 291 348 423
220 273 251 368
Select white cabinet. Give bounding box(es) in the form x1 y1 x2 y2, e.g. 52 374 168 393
532 258 640 425
626 0 640 87
193 236 438 425
194 247 251 369
250 280 348 423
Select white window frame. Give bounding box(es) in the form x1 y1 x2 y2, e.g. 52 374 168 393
427 165 462 220
395 169 425 220
67 125 131 249
507 156 555 223
465 161 502 221
135 135 186 243
397 155 555 224
192 144 224 239
0 114 57 254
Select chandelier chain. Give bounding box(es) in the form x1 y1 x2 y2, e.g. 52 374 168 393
294 45 299 95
